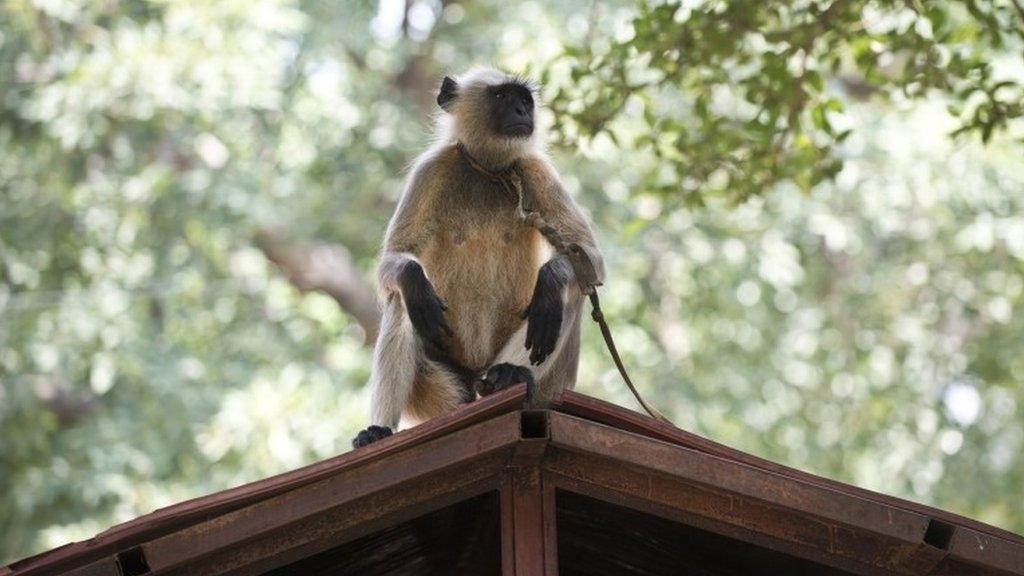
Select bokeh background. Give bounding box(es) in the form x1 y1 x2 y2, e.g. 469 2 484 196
2 0 1023 563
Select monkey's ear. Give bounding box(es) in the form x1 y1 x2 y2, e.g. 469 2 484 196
437 76 458 112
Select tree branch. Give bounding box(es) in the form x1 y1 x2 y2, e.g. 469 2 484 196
1012 0 1024 29
46 385 97 427
255 230 381 344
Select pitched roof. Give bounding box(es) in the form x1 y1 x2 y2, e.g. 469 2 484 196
5 385 1022 576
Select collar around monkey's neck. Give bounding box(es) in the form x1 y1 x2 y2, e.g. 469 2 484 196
455 141 525 207
455 141 519 178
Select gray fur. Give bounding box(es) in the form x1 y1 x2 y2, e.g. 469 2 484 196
369 293 418 427
363 67 603 433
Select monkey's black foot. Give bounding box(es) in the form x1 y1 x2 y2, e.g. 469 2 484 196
475 363 534 397
352 425 393 449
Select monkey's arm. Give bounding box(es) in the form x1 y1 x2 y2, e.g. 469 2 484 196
520 157 605 283
518 156 605 365
377 154 455 354
377 160 433 296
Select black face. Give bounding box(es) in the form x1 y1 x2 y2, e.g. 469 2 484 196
488 82 534 138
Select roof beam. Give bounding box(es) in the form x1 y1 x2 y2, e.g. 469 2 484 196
545 411 952 576
503 411 558 576
145 411 523 575
8 385 530 576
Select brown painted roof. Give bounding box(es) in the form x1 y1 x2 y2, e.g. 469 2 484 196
5 386 1023 576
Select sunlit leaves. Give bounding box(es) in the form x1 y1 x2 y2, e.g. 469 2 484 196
547 0 1024 205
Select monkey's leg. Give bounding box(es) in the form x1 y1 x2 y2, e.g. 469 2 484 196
403 359 475 424
353 294 417 449
354 292 473 448
482 289 585 406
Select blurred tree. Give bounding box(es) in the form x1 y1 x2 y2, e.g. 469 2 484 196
548 0 1024 204
1 0 1022 564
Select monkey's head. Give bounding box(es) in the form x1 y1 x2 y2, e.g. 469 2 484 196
436 68 540 166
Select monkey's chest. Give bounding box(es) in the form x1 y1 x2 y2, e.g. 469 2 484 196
420 217 546 370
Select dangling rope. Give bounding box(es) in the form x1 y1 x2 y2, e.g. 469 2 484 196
456 142 673 425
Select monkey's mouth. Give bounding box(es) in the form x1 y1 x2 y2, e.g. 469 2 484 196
503 123 534 137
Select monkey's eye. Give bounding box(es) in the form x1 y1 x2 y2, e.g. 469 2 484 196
494 92 505 99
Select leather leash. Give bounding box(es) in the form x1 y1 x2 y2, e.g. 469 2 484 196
456 142 672 424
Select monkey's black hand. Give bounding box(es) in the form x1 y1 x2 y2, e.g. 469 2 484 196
475 363 534 397
522 261 566 365
352 425 393 449
399 261 453 355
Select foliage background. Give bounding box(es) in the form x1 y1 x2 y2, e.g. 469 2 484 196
2 0 1023 563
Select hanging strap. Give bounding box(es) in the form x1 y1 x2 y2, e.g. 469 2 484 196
455 142 672 424
587 290 671 424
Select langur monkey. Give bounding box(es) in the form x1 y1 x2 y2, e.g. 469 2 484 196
353 68 604 448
